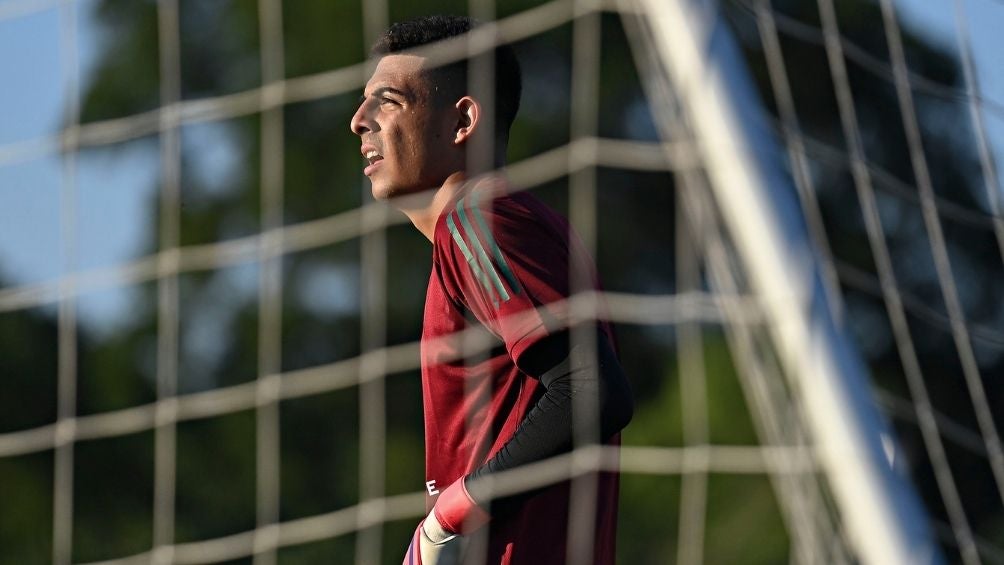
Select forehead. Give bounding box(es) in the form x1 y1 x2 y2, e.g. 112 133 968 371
365 54 431 95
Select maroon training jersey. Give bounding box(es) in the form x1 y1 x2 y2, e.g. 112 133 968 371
420 178 619 565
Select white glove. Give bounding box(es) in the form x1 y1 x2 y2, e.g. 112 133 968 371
419 509 464 565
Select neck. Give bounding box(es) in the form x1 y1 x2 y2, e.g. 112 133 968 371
393 171 471 242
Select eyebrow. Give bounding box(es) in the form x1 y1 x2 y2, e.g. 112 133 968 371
359 86 409 103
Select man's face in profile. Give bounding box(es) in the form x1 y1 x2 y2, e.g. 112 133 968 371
350 54 460 201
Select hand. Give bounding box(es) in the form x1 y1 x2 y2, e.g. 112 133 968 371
402 511 464 565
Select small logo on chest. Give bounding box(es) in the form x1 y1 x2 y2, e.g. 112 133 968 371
425 480 440 496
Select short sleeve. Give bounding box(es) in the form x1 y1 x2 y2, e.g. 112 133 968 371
435 190 579 365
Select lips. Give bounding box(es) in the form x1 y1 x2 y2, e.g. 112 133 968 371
360 144 384 176
363 159 383 176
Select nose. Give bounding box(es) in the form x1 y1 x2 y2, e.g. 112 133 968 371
350 99 372 136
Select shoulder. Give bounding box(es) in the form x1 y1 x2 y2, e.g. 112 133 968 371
435 182 564 253
432 181 571 302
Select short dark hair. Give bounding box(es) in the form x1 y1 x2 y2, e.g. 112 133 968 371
371 15 522 142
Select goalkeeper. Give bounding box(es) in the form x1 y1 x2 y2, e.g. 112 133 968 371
349 15 634 565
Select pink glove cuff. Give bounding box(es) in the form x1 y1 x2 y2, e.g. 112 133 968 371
432 478 491 535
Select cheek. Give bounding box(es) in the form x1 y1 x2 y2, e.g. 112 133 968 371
425 119 455 154
387 112 453 179
386 129 426 180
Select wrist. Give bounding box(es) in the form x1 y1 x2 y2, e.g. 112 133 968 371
432 477 491 535
421 510 457 545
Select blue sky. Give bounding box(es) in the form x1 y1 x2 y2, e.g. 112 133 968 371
0 0 1002 337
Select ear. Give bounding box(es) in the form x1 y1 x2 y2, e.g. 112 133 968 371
453 96 481 145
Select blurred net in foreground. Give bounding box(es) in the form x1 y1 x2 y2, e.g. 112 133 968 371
0 0 1002 563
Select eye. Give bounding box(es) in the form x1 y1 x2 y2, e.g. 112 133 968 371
380 96 400 107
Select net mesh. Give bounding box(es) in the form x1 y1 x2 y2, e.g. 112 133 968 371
0 0 1002 563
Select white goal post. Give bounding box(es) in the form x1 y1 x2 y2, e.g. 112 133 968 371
623 0 943 563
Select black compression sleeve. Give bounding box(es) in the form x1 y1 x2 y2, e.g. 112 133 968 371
464 328 633 506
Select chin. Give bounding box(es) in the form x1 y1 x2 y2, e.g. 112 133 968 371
368 181 396 201
372 182 432 204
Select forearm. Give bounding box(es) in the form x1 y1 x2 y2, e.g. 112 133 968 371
464 331 633 505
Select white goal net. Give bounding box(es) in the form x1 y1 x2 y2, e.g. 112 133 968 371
0 0 1001 564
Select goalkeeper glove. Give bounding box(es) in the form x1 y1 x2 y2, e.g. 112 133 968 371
402 478 490 565
403 510 463 565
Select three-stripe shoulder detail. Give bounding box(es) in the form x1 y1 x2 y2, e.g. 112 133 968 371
445 195 522 306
